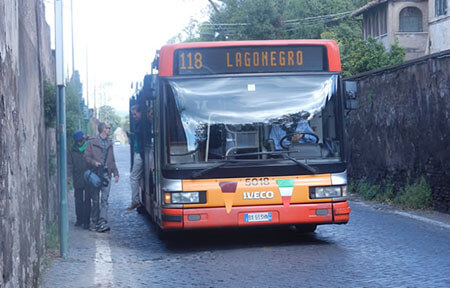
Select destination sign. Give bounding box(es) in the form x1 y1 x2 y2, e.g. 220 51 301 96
174 45 327 75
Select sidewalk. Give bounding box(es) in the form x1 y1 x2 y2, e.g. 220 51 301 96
40 160 157 287
41 187 118 287
41 145 172 288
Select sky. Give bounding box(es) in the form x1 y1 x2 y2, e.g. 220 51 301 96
44 0 211 112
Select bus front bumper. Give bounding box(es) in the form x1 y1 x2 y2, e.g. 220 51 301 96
161 201 350 230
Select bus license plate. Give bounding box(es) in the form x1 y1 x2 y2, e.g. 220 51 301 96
245 212 272 223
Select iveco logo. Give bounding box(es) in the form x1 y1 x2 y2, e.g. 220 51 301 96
243 191 274 200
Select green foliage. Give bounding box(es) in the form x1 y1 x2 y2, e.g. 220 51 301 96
197 0 369 41
66 71 87 147
44 80 56 128
352 176 433 209
179 0 405 76
354 178 380 200
394 177 433 209
120 114 130 132
48 152 56 177
198 0 287 41
386 41 406 66
98 105 122 133
45 220 59 251
43 72 88 145
375 181 395 203
341 38 406 77
348 179 358 194
43 220 59 269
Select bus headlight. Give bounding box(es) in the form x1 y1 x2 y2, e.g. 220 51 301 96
171 192 200 204
310 186 346 199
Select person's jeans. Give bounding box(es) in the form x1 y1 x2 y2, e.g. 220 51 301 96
74 187 91 226
91 179 111 225
130 153 143 205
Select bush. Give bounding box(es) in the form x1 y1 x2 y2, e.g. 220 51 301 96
352 176 433 210
354 178 380 200
48 152 56 177
43 221 59 268
394 177 433 209
375 181 395 203
341 38 406 77
44 80 56 127
45 221 59 251
348 180 357 195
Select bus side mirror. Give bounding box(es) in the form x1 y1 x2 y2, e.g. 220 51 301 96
143 74 157 100
344 81 358 110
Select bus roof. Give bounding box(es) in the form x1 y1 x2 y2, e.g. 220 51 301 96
158 39 341 76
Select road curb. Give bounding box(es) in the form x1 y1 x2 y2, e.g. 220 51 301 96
349 195 450 229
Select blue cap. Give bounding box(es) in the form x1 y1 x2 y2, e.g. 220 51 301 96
73 130 84 142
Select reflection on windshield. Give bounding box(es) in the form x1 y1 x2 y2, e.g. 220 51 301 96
166 75 340 164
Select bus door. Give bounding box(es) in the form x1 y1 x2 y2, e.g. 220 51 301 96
143 102 155 213
142 74 161 222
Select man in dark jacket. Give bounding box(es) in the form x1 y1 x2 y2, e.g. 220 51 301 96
68 130 90 229
127 104 145 210
84 122 119 232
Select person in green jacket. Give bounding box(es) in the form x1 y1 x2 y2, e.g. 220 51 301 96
68 130 90 229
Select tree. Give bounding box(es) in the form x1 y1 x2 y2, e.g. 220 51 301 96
66 71 87 147
194 0 370 41
98 105 121 133
341 38 405 77
120 114 130 133
199 0 288 41
179 0 405 76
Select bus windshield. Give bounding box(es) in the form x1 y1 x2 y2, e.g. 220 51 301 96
165 74 341 164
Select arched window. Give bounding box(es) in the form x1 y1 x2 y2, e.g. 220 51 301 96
399 7 422 32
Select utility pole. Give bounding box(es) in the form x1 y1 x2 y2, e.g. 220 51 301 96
70 0 75 74
86 46 89 107
55 0 68 258
94 84 97 118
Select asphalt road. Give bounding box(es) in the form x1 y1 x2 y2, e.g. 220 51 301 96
41 145 450 288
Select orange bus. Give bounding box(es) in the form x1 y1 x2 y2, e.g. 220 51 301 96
131 40 355 236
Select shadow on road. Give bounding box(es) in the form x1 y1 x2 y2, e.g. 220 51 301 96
136 212 332 253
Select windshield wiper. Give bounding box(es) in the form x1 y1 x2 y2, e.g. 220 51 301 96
191 160 240 178
281 153 318 174
227 151 318 174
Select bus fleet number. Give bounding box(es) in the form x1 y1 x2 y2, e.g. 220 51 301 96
180 52 203 70
245 177 270 186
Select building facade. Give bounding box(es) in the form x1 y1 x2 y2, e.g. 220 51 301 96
353 0 449 60
429 0 450 53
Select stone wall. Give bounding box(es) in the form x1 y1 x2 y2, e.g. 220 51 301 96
0 0 56 287
45 127 58 224
347 50 450 212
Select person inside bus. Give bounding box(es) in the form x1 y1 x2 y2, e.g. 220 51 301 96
269 113 316 150
127 104 145 211
207 124 225 159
